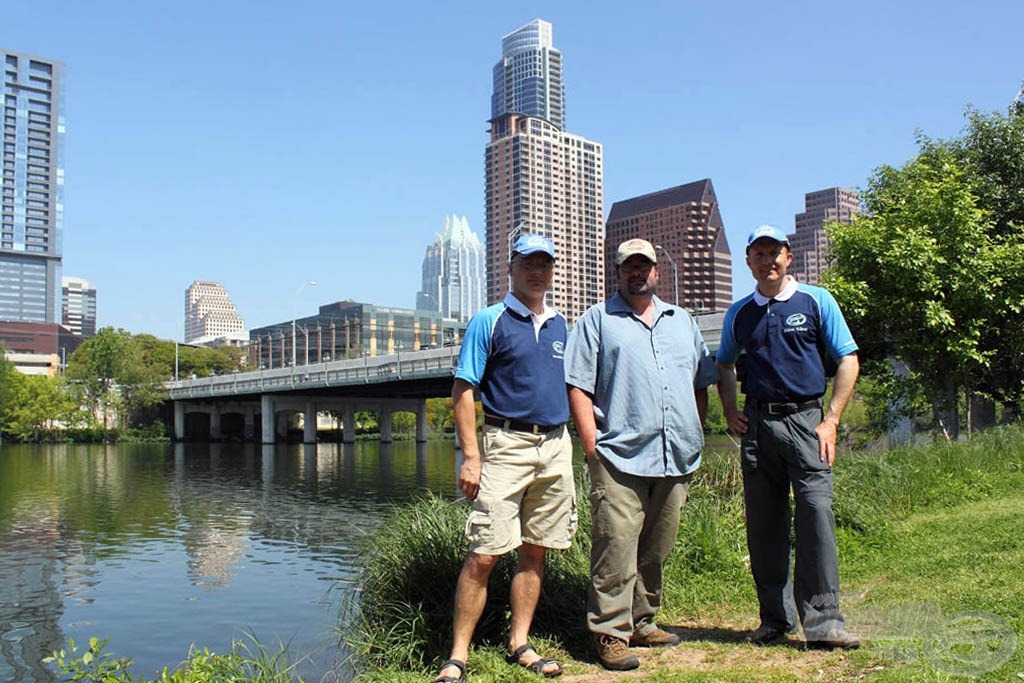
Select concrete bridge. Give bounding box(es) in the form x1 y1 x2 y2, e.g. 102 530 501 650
167 312 723 444
167 345 460 443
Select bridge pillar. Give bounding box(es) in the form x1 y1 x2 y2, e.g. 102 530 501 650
261 395 275 444
379 402 393 443
244 406 256 441
209 406 222 440
174 401 185 441
415 398 428 443
303 401 317 444
342 403 355 444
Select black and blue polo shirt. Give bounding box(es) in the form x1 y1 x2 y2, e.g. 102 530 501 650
455 293 569 426
717 278 858 403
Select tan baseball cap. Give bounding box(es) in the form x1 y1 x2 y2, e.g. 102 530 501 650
616 238 658 266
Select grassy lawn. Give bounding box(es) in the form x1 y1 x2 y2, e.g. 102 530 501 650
349 425 1024 682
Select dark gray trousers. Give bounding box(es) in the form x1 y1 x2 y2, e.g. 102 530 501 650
740 402 846 639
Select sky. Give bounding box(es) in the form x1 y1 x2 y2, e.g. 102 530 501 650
4 0 1023 341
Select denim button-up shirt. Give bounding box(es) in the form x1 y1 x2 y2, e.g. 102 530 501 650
565 292 718 477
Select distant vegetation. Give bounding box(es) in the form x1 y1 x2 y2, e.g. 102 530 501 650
0 329 243 443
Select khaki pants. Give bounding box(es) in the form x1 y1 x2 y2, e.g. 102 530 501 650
587 454 690 641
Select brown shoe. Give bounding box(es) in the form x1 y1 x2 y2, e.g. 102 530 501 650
629 622 681 647
593 634 640 671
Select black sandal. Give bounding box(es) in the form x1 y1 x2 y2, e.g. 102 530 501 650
506 643 563 678
431 658 466 683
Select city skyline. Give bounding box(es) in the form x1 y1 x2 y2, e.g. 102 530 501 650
2 1 1022 340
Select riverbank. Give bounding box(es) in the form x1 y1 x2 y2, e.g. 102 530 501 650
348 423 1024 682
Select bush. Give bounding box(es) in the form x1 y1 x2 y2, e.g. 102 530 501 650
342 459 750 674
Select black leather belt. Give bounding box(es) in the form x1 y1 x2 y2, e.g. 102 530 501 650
484 416 562 434
750 398 821 416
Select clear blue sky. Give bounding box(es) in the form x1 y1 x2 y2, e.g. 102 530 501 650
4 0 1022 340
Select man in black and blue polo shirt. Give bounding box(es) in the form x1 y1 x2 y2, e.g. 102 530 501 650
432 234 573 683
716 224 861 651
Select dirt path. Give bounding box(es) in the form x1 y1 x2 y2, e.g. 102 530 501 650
557 622 861 682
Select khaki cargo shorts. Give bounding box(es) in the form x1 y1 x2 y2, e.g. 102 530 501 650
465 423 577 555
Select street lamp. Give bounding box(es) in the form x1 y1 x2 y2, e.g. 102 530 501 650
654 245 679 307
506 222 527 289
292 280 317 368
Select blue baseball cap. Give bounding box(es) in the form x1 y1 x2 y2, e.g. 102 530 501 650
511 234 556 260
746 224 791 249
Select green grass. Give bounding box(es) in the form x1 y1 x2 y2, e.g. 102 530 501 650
345 424 1024 682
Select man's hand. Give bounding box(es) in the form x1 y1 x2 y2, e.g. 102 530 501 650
815 417 839 466
724 408 748 437
458 453 481 500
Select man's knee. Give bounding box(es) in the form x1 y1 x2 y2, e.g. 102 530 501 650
463 550 500 579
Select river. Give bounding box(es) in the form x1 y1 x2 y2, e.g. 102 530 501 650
0 440 462 683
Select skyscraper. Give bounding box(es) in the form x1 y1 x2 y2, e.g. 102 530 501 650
416 215 486 322
492 19 565 130
485 21 604 323
61 275 96 338
605 179 732 312
1 50 65 323
184 280 245 343
788 187 860 285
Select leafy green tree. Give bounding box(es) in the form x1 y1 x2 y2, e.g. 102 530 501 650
392 411 416 434
949 103 1024 414
66 328 166 428
4 373 77 441
425 397 454 433
825 144 1022 439
0 344 16 437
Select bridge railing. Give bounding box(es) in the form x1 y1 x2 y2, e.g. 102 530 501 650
166 345 460 400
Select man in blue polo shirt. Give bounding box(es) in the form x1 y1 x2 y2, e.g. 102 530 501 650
716 224 860 650
432 234 574 683
566 238 717 671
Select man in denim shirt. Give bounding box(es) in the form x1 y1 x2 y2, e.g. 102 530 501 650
566 238 718 671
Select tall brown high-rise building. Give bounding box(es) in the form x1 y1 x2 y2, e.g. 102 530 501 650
788 187 860 285
605 179 732 312
484 21 605 324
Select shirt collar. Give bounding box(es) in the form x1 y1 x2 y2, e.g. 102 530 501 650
503 292 557 323
607 291 675 319
753 276 798 305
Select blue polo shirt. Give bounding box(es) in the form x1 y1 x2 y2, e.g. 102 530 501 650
455 293 569 426
565 293 719 477
717 278 858 403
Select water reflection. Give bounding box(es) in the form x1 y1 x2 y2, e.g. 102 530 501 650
0 441 459 682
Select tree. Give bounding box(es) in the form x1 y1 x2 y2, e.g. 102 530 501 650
4 374 77 441
823 144 1019 439
425 397 454 433
950 104 1024 415
66 328 166 428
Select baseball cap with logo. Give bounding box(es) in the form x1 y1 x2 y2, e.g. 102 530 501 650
511 234 556 260
616 238 658 266
746 224 791 249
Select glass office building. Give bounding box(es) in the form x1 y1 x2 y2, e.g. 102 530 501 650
1 50 65 323
492 19 565 131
